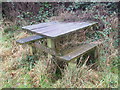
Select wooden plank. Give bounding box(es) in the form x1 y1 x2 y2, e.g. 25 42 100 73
42 21 97 37
47 38 55 59
22 21 59 30
41 22 85 34
16 35 45 44
42 22 85 37
22 21 97 38
58 41 102 61
33 42 56 56
31 22 75 34
30 22 66 33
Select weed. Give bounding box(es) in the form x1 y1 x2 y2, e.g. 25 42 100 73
20 55 38 71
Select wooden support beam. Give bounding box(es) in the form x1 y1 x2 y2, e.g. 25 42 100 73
47 38 55 59
33 42 56 56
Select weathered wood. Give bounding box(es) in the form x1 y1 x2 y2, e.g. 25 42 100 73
31 22 74 34
16 35 45 44
33 42 56 56
30 45 37 55
22 21 97 38
17 21 102 72
57 41 102 62
42 22 97 37
22 21 59 30
47 38 55 59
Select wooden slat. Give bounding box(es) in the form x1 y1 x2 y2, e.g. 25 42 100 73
31 22 75 34
58 41 102 61
30 22 67 33
16 35 44 44
42 22 85 37
22 21 97 38
33 42 56 56
43 21 97 37
22 21 59 30
41 22 85 34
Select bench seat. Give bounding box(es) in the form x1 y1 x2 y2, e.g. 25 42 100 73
16 35 45 44
57 41 102 62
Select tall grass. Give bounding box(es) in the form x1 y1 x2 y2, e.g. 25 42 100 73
0 23 118 88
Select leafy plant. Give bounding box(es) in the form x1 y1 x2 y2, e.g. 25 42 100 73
20 55 37 70
17 2 53 25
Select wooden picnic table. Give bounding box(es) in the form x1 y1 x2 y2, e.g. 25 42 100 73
17 21 102 62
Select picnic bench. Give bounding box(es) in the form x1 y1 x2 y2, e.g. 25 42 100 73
17 21 102 68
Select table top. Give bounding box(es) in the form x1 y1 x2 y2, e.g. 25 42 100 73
22 21 97 38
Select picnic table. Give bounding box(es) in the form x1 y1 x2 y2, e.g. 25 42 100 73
17 21 102 64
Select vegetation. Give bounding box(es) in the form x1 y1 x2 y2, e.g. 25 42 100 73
0 2 119 88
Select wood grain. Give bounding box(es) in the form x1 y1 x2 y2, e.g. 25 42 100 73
22 21 97 38
58 41 101 61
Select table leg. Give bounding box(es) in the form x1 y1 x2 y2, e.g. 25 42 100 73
47 38 67 70
47 38 55 59
29 44 36 55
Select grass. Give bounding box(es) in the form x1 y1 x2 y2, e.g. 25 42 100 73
52 57 119 88
0 15 119 89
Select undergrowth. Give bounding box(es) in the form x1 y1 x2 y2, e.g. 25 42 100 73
0 20 118 88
